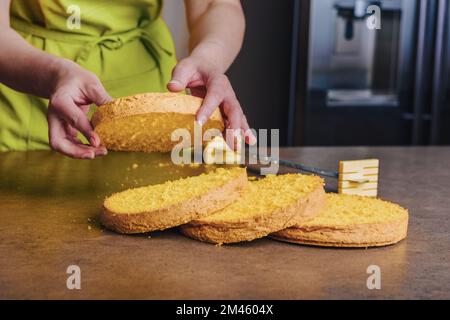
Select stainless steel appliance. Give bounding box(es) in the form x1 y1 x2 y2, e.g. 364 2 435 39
288 0 450 145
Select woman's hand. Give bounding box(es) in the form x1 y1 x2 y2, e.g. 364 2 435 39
167 55 257 148
170 0 251 148
47 60 112 159
0 13 112 159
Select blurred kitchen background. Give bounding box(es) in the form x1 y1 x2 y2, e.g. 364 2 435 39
164 0 450 146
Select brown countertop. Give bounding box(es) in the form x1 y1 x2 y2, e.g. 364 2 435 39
0 147 449 299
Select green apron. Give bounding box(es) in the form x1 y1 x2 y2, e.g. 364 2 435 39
1 0 177 151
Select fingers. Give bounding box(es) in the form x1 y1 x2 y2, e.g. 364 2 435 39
84 75 113 106
50 93 101 147
196 74 257 148
64 123 107 154
241 115 257 145
46 66 111 159
189 87 206 98
169 59 256 147
197 75 229 126
167 58 198 92
222 97 257 146
48 111 107 159
222 97 245 150
222 96 242 130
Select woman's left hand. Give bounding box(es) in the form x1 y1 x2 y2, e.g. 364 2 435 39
167 56 257 148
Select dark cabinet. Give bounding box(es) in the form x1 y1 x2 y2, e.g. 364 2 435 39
228 0 450 146
227 0 294 146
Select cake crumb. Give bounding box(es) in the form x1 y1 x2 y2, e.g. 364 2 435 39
158 162 169 167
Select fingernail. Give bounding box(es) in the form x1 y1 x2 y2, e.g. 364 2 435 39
249 133 257 145
197 116 207 126
168 80 181 86
98 148 108 156
90 135 99 147
82 152 94 159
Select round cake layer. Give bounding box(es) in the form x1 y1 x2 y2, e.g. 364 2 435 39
92 93 224 152
180 174 326 244
272 193 409 248
101 167 247 233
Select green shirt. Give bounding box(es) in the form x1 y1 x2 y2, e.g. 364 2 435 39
0 0 177 151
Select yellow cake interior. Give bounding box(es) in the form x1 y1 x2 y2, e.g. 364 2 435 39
104 166 245 214
201 174 324 223
95 113 223 152
300 193 408 227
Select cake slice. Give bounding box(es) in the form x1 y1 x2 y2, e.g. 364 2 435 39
271 193 409 248
92 92 224 152
179 174 325 244
101 167 247 233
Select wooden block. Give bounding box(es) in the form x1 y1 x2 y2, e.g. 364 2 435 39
338 181 378 189
339 188 378 197
338 159 379 197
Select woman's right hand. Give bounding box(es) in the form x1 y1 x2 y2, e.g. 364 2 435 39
47 60 112 159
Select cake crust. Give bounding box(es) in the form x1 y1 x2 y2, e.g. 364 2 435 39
272 195 409 248
92 92 223 127
101 169 247 234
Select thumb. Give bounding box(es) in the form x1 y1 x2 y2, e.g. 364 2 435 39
167 59 196 92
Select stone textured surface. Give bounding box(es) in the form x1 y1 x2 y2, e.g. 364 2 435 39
0 147 449 299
